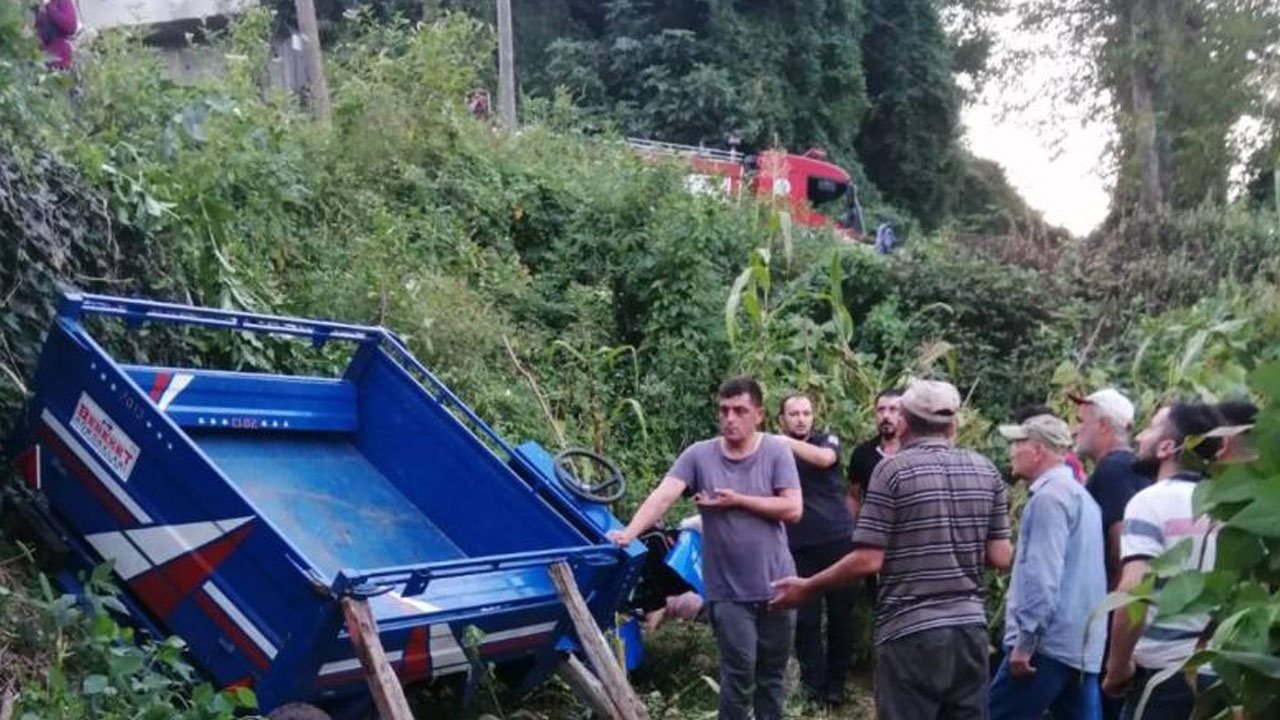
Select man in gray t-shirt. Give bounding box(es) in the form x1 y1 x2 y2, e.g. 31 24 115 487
609 377 802 720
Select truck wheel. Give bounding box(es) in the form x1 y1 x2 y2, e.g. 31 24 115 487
267 703 332 720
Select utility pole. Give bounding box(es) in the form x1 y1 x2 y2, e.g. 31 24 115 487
496 0 516 129
295 0 332 124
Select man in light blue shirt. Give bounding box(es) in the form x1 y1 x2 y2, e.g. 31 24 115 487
990 412 1107 720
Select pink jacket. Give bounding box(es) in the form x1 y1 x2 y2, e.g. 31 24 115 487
34 0 77 70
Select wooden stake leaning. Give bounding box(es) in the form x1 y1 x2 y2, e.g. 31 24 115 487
556 653 621 720
548 562 647 720
341 596 415 720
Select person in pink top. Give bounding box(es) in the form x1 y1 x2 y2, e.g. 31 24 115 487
33 0 77 70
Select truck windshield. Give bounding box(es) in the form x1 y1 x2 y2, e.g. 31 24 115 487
807 175 851 220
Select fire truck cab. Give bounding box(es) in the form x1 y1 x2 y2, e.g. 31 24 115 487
628 138 864 240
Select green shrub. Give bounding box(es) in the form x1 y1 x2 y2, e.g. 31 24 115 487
0 557 255 719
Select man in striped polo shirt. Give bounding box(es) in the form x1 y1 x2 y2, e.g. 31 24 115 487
771 379 1013 719
1102 403 1222 719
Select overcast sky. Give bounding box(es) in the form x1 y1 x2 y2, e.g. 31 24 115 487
963 100 1111 236
958 14 1113 237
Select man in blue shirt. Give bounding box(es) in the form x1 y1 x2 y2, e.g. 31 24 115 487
990 412 1107 720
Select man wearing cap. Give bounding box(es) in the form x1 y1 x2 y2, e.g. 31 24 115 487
770 379 1013 720
1073 388 1148 720
1073 388 1148 592
990 412 1106 719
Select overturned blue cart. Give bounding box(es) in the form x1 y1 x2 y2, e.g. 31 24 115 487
4 292 646 714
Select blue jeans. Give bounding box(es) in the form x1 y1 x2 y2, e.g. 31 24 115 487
989 651 1101 720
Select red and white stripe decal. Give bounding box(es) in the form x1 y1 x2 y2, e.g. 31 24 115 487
16 444 40 490
40 408 152 524
316 621 557 685
84 529 152 580
127 517 253 567
148 372 172 403
85 517 256 619
155 373 195 411
200 576 279 661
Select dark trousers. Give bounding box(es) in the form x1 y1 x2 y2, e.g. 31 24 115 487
791 538 857 701
876 625 990 720
1100 612 1123 720
989 651 1100 720
1120 666 1211 720
708 600 796 720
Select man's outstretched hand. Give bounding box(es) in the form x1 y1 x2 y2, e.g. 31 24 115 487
606 529 634 547
768 576 810 611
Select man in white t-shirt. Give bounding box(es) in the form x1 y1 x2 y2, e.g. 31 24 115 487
1101 403 1223 719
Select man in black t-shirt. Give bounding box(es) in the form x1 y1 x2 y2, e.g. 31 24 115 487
778 393 853 707
847 388 903 518
1073 388 1146 720
1072 389 1146 590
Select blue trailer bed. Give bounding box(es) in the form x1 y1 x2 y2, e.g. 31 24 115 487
3 293 646 715
195 432 466 576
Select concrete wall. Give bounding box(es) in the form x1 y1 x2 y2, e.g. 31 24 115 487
154 34 313 95
77 0 258 31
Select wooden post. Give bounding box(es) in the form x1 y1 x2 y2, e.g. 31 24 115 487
495 0 516 128
293 0 332 124
341 597 415 720
556 654 621 720
548 563 646 720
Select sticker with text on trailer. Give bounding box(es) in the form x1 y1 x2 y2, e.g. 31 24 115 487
41 407 151 525
70 392 141 481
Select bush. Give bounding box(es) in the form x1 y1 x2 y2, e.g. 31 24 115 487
0 555 255 718
1071 205 1280 316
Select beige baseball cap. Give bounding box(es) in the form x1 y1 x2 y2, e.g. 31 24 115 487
1070 388 1135 430
900 379 961 424
999 414 1074 450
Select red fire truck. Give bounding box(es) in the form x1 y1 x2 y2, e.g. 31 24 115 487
628 137 865 240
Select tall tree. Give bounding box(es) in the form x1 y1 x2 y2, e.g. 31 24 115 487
856 0 962 228
536 0 870 174
1014 0 1280 216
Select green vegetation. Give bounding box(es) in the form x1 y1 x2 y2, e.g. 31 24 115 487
1103 363 1280 720
0 547 256 718
1012 0 1280 216
1 1 1279 717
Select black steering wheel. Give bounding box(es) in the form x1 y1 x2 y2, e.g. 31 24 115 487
553 448 627 504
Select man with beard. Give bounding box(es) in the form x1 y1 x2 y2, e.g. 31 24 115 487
609 377 802 720
846 388 903 519
771 379 1013 720
1102 403 1222 719
776 393 853 708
